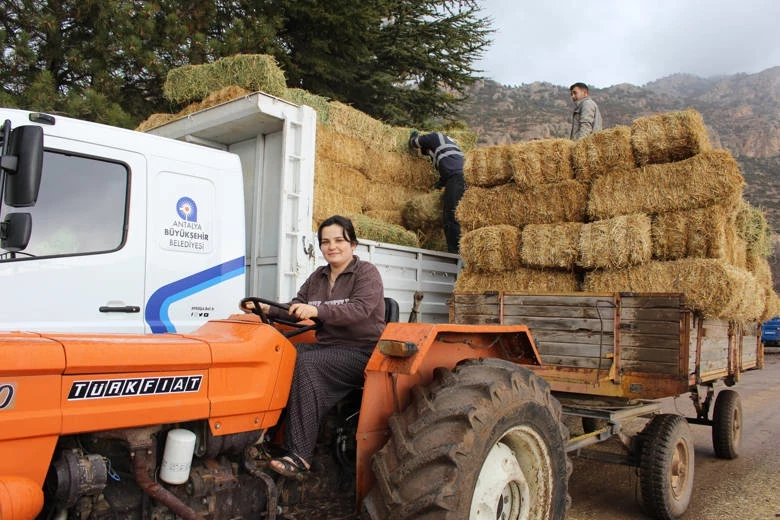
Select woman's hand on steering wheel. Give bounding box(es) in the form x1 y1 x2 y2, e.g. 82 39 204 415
239 296 322 339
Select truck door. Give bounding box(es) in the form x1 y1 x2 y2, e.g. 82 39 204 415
0 137 147 333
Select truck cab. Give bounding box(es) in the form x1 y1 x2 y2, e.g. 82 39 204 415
0 110 246 334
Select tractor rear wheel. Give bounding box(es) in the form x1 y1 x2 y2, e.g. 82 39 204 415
362 358 570 520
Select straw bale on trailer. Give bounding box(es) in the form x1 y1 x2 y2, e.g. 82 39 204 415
630 108 712 166
587 150 744 220
735 201 772 258
459 225 523 273
349 214 420 248
583 258 765 322
317 125 366 171
463 145 514 187
456 180 588 231
455 266 581 293
746 251 780 321
520 222 582 269
571 125 635 182
163 54 287 103
577 214 652 269
651 205 739 261
508 139 574 189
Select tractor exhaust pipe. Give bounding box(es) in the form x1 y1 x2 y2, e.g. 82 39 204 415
132 449 204 520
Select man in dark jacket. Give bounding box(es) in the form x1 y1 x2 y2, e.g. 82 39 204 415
409 131 465 254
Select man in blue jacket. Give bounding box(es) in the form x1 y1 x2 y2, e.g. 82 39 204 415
409 131 465 254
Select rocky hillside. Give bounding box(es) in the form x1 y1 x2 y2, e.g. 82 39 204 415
458 67 780 291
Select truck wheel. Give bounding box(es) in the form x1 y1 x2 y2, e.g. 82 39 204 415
362 358 570 520
639 414 694 520
712 389 741 459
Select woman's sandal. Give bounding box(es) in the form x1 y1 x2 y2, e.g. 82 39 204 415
269 453 310 478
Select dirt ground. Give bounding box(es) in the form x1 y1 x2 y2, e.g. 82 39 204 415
566 350 780 520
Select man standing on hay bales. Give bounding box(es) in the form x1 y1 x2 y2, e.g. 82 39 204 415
409 131 466 254
569 82 603 140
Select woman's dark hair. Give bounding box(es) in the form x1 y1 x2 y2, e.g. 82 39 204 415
318 215 358 246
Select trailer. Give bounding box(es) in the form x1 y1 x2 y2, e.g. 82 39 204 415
452 291 763 520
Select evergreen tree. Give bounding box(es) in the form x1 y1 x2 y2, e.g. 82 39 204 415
0 0 492 127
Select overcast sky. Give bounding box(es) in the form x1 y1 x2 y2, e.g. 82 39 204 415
474 0 780 88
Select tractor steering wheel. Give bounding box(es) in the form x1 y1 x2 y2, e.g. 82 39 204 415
240 296 322 339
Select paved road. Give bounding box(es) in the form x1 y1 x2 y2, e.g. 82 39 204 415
566 351 780 520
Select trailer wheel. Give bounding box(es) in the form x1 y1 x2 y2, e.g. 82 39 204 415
712 389 741 459
639 414 694 520
362 358 570 520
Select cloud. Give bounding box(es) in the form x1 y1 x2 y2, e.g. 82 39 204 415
476 0 780 87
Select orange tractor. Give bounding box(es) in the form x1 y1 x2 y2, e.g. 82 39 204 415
0 299 570 520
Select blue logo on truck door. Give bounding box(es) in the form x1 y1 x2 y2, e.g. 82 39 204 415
176 197 198 221
145 256 245 333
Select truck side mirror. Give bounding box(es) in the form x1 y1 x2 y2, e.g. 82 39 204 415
0 212 32 252
1 123 44 207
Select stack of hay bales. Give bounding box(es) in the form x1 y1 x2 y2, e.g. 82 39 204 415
456 108 779 323
137 54 469 251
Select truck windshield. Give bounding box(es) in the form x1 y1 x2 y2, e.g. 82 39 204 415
0 150 128 260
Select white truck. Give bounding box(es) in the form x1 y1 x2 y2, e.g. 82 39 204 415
0 92 460 334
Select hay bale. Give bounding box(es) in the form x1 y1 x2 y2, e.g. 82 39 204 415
762 291 780 322
420 228 449 252
630 108 712 166
571 125 635 182
327 101 397 151
454 266 581 293
163 54 287 103
578 214 652 269
583 258 765 321
735 201 772 257
284 88 330 124
350 214 420 248
651 205 737 261
724 226 747 269
363 182 424 212
313 185 364 224
521 222 583 269
464 145 514 187
747 251 779 321
509 139 574 189
317 125 366 171
314 157 368 196
457 180 588 231
135 113 176 132
524 180 589 226
364 209 404 227
460 225 522 273
402 190 443 230
587 150 744 220
363 147 437 189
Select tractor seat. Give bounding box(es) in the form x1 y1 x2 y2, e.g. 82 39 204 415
384 297 399 323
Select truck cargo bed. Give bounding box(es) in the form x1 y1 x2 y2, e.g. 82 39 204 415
452 292 763 399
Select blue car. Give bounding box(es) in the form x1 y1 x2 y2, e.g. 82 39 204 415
762 316 780 347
